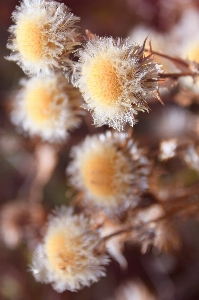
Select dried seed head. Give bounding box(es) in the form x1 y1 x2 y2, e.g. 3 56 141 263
31 207 108 292
6 0 80 75
73 37 160 131
11 74 82 142
131 205 180 254
67 131 152 211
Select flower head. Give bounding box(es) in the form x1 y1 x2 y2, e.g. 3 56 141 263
31 207 108 292
73 37 160 130
67 131 151 210
11 74 82 142
6 0 80 76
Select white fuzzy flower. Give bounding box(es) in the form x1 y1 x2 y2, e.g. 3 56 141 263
11 74 82 142
67 131 152 210
73 37 160 131
6 0 80 76
31 207 108 292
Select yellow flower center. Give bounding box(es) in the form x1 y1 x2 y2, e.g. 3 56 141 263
82 56 122 105
45 229 79 275
25 85 56 126
16 19 45 62
81 148 120 199
187 43 199 63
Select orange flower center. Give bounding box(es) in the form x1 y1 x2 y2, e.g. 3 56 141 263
25 85 58 126
82 56 122 105
16 19 46 62
45 229 85 275
81 148 119 198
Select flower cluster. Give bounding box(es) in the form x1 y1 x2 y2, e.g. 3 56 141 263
6 0 162 136
5 0 199 298
6 0 83 143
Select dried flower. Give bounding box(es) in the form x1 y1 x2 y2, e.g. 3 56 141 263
31 207 108 292
73 37 160 130
67 131 151 210
11 74 82 142
132 205 180 253
6 0 80 76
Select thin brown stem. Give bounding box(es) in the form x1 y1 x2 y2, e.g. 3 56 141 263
99 196 199 245
100 228 135 243
158 72 198 79
150 50 189 68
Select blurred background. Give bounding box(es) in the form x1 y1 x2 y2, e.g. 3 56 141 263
1 0 199 299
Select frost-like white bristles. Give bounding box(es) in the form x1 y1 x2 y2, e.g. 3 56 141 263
31 207 109 292
67 131 152 211
11 74 82 142
73 37 160 131
6 0 80 76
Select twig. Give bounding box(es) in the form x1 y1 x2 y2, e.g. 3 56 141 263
99 196 199 244
159 72 198 79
